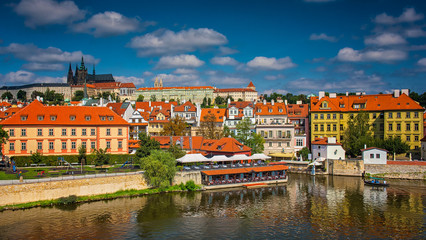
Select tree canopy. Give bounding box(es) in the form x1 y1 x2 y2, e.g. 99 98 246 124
72 90 85 101
92 148 110 166
139 150 176 188
136 132 161 159
17 90 27 102
1 92 13 100
0 126 9 157
214 96 225 105
232 118 264 154
199 113 222 139
136 95 144 102
342 112 373 157
161 116 188 136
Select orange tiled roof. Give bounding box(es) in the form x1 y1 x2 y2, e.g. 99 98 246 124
135 101 178 113
72 84 95 88
310 93 424 112
138 86 214 91
93 82 121 89
214 88 256 93
0 102 12 107
200 137 251 153
200 108 226 122
287 103 309 118
121 82 136 88
254 102 287 115
311 137 342 145
153 136 205 150
1 100 129 126
174 101 197 112
201 165 288 176
0 107 23 121
106 102 127 116
247 81 255 88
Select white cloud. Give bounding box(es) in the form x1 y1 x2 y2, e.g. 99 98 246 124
72 11 145 37
0 70 66 85
417 58 426 67
247 56 296 70
374 8 424 25
405 28 426 38
309 33 337 42
13 0 86 28
156 54 204 69
128 28 228 56
142 71 153 76
173 68 198 74
264 74 285 80
263 89 289 95
22 62 64 71
336 47 407 62
219 46 238 55
209 76 249 86
364 33 406 46
115 76 145 86
154 73 202 86
210 56 239 66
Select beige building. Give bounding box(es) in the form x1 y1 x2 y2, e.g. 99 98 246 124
1 100 129 156
214 81 258 102
0 83 72 100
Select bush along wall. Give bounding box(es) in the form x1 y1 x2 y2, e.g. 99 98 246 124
11 154 133 167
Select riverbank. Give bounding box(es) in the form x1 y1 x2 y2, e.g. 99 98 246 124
0 182 202 212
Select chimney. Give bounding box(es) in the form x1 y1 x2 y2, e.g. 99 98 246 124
296 100 302 104
356 92 361 96
346 91 349 96
263 99 266 105
330 93 336 98
364 144 367 149
401 89 409 96
318 91 325 100
149 101 151 107
271 99 274 105
227 98 231 105
362 92 366 95
393 89 400 98
284 99 288 105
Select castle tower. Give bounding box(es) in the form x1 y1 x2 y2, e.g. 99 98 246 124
160 78 163 87
247 81 255 91
67 63 74 85
77 56 88 84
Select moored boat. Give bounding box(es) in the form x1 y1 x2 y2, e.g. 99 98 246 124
364 177 389 187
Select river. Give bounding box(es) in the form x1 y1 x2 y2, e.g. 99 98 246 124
0 174 424 239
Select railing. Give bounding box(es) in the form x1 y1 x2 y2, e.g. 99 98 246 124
204 175 287 186
0 171 144 186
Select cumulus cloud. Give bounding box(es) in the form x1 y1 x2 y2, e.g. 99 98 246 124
154 73 202 86
128 28 228 56
173 68 198 74
417 58 426 67
22 62 64 71
374 8 424 25
115 76 145 86
219 46 238 55
13 0 86 28
405 28 426 38
264 74 285 80
0 70 66 85
208 76 249 85
247 56 296 70
71 11 147 37
309 33 337 42
210 56 239 66
263 89 289 95
364 33 406 46
336 47 407 62
156 54 204 69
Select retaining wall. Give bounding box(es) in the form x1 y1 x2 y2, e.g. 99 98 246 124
174 171 202 185
365 164 426 180
328 159 364 176
0 173 147 206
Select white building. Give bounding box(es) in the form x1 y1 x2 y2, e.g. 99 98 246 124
361 147 388 164
311 137 345 160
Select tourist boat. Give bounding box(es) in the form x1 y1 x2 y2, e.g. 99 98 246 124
364 177 389 187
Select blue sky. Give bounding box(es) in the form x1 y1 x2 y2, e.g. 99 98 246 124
1 0 426 95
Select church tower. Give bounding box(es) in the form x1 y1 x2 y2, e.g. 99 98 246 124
154 77 160 88
77 56 88 85
67 63 74 85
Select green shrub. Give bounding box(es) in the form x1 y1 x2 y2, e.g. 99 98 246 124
12 154 132 167
185 180 197 191
57 195 78 205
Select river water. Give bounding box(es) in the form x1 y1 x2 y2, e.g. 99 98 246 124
0 174 424 239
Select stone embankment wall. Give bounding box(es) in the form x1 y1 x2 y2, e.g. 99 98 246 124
365 164 426 180
174 171 202 185
0 174 147 206
328 159 364 176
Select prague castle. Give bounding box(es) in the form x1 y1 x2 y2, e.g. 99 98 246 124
67 57 115 85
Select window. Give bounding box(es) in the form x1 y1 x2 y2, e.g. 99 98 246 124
388 124 393 131
373 113 377 119
82 129 86 136
50 115 57 121
277 130 282 138
49 142 54 150
406 112 410 118
21 129 26 136
49 129 54 136
37 142 42 150
314 124 318 131
406 135 410 142
62 129 67 136
278 142 282 147
71 142 76 150
268 142 272 147
21 115 27 121
101 116 106 121
327 114 330 119
85 115 91 121
320 114 324 119
388 112 393 118
340 124 343 131
376 154 380 158
9 129 14 137
37 115 44 121
9 142 14 151
414 135 419 141
37 129 42 136
118 141 122 149
396 112 401 118
414 112 419 118
268 131 273 138
333 124 337 131
414 123 419 131
118 128 122 136
82 142 87 149
70 115 76 121
327 124 331 131
71 129 76 136
106 141 111 149
106 129 111 136
320 125 324 131
370 154 374 158
333 114 336 119
296 139 303 146
314 114 318 120
396 123 401 131
406 123 410 131
340 114 343 119
91 141 96 149
108 116 114 121
21 142 26 150
62 142 67 150
91 129 96 136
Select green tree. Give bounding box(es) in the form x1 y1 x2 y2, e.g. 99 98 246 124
30 151 43 164
92 148 110 166
1 92 13 100
247 132 265 154
200 113 222 139
102 91 111 99
44 88 55 101
161 116 188 136
201 97 207 108
222 125 232 137
0 126 10 157
72 90 85 101
150 95 157 101
232 118 252 145
238 98 243 102
54 93 64 104
208 98 212 106
136 95 144 102
31 90 44 100
342 112 373 157
214 96 224 105
78 145 87 164
140 150 176 188
168 143 186 159
136 132 161 159
17 90 27 101
297 147 310 161
375 136 410 155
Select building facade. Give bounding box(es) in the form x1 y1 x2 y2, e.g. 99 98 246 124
67 57 115 85
311 137 345 160
287 102 310 151
310 90 424 150
214 81 258 102
1 100 129 156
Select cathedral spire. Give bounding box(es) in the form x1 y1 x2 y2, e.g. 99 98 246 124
93 64 96 76
80 56 86 70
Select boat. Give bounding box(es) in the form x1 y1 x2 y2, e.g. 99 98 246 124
364 177 389 187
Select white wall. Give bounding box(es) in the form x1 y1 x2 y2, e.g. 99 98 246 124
326 145 346 160
363 149 387 164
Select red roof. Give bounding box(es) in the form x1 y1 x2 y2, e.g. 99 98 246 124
93 82 121 89
1 100 129 126
106 102 127 116
255 102 287 115
360 147 388 152
201 165 288 176
310 93 424 112
247 81 255 88
121 82 136 88
201 137 251 153
311 137 342 145
0 102 12 107
153 136 205 150
138 86 214 91
200 108 226 122
214 88 256 93
174 101 197 112
287 104 309 118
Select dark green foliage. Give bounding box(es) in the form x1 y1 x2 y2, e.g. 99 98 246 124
373 136 410 155
11 154 131 167
58 195 78 205
297 147 310 161
30 151 43 164
185 180 197 191
0 125 9 156
72 90 84 101
17 90 27 101
167 143 185 159
343 112 373 157
92 148 110 166
232 118 264 154
1 92 13 100
139 150 176 188
214 96 224 105
78 145 87 164
263 92 308 104
136 132 160 159
31 90 44 100
136 95 144 102
150 95 157 101
409 91 426 108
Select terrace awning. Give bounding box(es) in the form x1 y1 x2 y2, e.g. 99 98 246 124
250 153 271 160
209 155 230 162
176 154 211 163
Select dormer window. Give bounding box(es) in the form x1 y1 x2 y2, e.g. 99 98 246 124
50 115 57 121
85 115 91 121
69 115 76 121
279 109 283 112
339 104 345 108
257 109 261 112
108 116 114 121
100 116 106 121
21 115 28 121
37 115 44 121
269 109 272 113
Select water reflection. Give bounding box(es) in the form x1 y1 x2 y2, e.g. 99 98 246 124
0 174 424 239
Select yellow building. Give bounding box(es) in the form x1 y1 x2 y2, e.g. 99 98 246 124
1 100 129 156
310 90 424 150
